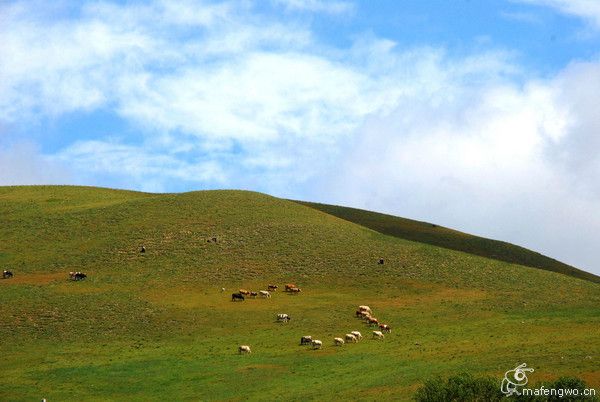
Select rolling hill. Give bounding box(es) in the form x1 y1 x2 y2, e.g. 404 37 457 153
1 186 598 401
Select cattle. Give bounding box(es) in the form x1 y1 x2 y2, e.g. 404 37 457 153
351 331 363 340
140 246 146 253
300 335 312 345
69 271 86 281
277 313 291 323
268 284 278 291
367 317 379 326
249 291 258 298
358 305 372 314
345 333 357 343
288 287 301 294
285 284 297 292
372 331 385 340
239 289 251 295
238 345 251 354
231 293 245 302
334 337 345 346
311 340 322 349
378 258 384 265
356 310 371 319
259 290 271 298
379 324 391 333
2 270 13 279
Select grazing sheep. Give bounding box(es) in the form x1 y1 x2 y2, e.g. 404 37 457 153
345 333 358 343
300 335 312 345
312 340 322 349
367 317 379 326
259 290 271 298
334 337 345 346
351 331 363 341
288 287 301 294
277 313 291 323
268 284 278 291
358 305 372 314
285 284 297 292
239 289 251 295
379 324 391 333
250 291 258 298
238 345 251 354
372 331 385 340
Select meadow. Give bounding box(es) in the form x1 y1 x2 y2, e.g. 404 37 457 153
1 186 598 401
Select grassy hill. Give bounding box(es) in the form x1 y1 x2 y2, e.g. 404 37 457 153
295 201 600 283
1 186 598 401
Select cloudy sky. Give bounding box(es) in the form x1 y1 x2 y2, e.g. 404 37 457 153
1 0 599 275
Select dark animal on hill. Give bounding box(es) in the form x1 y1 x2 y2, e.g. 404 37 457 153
231 293 245 302
300 335 312 345
268 284 278 291
378 258 384 264
2 270 13 279
140 246 146 253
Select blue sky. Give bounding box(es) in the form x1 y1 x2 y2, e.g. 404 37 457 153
1 0 600 275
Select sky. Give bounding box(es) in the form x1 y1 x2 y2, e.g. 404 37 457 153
1 0 600 275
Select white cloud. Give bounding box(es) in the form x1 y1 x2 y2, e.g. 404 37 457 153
516 0 600 29
56 140 227 193
271 0 355 15
0 142 73 185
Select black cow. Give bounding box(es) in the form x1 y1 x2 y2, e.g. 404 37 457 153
300 336 312 345
140 246 146 253
231 293 245 302
378 258 384 265
76 272 87 280
2 270 13 279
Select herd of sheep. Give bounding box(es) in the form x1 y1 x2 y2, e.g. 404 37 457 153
236 297 392 354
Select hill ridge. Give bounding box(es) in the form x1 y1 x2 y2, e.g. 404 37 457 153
293 200 600 284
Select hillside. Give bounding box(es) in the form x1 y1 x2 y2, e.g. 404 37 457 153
295 201 600 283
1 186 598 401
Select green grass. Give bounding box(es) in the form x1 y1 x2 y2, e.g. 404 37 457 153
1 185 598 401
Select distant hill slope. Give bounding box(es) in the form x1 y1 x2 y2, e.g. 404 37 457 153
295 201 600 283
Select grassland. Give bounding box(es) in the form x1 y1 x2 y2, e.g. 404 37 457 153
1 185 598 401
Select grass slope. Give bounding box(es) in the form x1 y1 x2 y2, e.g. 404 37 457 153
1 186 598 401
296 201 600 283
